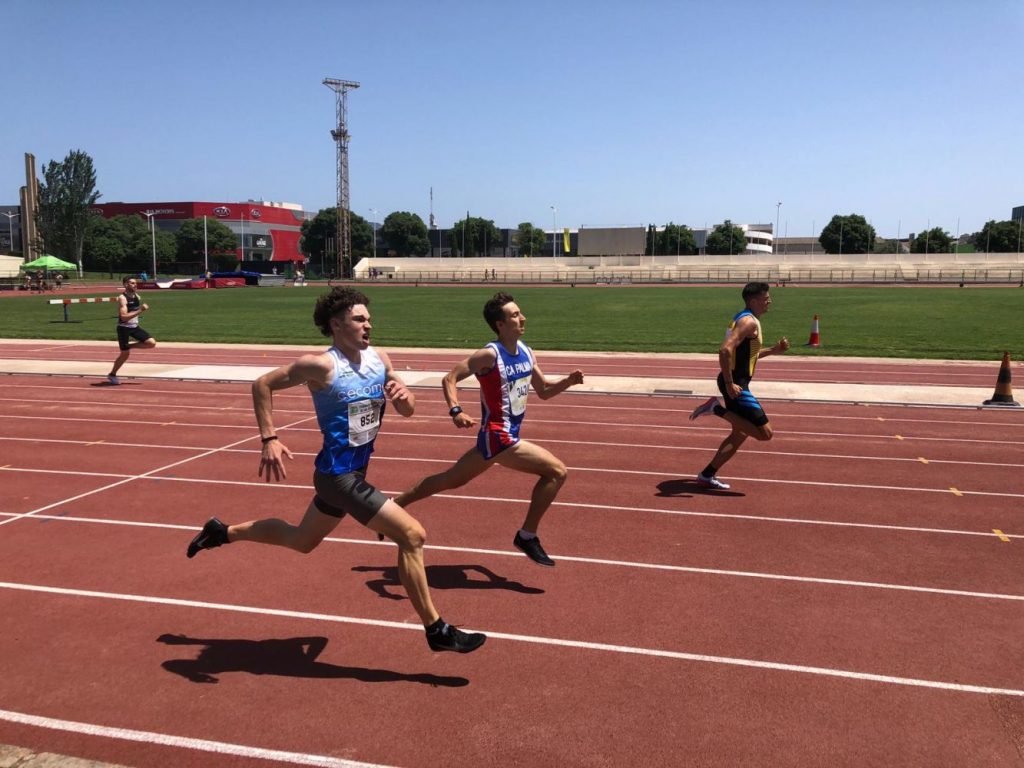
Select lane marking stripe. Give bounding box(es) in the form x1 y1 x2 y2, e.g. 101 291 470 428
0 416 318 529
1 581 1021 697
0 708 395 768
1 471 1019 542
6 381 1021 428
5 433 1024 469
3 459 1019 500
1 512 1019 602
5 411 1021 448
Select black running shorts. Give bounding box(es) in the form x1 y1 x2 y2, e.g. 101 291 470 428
312 468 387 525
117 325 152 351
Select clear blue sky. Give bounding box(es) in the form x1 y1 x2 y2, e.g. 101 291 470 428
3 0 1021 238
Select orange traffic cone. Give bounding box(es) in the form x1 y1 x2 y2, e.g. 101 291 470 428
805 314 821 347
983 351 1020 406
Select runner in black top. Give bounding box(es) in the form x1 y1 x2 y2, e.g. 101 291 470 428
107 276 156 385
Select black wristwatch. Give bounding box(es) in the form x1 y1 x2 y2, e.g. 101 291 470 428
448 406 463 418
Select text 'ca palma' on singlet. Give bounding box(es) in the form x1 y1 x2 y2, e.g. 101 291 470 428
726 309 762 387
311 346 387 474
118 293 141 328
476 340 534 456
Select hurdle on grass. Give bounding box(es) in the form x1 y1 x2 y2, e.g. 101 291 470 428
48 297 118 323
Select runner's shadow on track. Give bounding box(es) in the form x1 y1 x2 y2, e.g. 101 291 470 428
353 564 544 601
89 381 141 387
655 479 745 498
156 634 468 687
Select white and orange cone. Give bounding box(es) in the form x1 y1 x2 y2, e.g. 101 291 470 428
805 314 821 348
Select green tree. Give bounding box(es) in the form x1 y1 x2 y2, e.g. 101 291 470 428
174 218 239 263
645 224 657 255
910 227 952 254
657 223 696 255
705 220 746 255
819 214 875 254
972 219 1023 252
380 211 430 257
82 215 124 276
299 208 372 276
82 214 149 275
36 149 101 274
450 216 501 257
514 222 547 257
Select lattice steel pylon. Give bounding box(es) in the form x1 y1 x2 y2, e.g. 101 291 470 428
323 77 360 278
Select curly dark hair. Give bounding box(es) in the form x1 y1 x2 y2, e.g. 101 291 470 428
312 287 370 337
483 292 515 334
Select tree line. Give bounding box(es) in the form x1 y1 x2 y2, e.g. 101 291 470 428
30 149 1024 275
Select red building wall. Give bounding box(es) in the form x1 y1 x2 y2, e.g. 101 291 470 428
91 201 310 262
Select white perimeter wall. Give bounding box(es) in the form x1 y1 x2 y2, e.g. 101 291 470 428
355 252 1024 276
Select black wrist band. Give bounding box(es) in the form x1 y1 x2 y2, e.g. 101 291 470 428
261 435 278 444
448 406 463 417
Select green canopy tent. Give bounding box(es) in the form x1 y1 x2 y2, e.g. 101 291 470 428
19 255 78 272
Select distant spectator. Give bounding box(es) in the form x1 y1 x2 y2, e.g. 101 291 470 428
55 272 64 289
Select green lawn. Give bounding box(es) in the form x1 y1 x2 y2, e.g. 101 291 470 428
2 284 1021 360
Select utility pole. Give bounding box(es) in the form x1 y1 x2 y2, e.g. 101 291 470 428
323 77 360 279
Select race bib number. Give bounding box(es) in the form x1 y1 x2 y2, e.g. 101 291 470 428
348 398 384 447
509 377 529 416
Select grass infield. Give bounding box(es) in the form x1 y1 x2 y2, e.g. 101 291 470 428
1 284 1020 360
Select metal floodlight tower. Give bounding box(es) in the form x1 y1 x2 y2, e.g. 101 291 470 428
323 77 360 278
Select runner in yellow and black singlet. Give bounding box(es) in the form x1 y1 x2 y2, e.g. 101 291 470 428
689 282 790 490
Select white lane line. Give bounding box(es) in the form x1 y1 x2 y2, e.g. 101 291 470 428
2 512 1020 602
2 468 1019 542
0 396 308 416
372 456 1024 499
6 412 1020 449
0 381 310 401
401 417 1023 446
0 416 318 528
6 381 1022 427
2 581 1021 698
3 414 254 430
3 457 1018 499
0 708 395 768
5 434 1022 469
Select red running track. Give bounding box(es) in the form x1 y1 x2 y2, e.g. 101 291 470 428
1 372 1023 767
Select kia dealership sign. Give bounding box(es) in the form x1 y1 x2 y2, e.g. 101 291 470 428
213 206 230 217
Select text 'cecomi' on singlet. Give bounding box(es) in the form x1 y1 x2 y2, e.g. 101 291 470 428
311 346 387 474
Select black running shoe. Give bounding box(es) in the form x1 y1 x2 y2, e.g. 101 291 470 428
513 531 555 567
186 517 229 559
426 623 487 653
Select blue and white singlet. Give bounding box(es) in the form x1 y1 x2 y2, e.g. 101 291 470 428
311 346 387 474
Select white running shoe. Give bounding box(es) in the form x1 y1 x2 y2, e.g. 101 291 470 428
696 474 730 490
107 375 120 385
689 396 719 421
